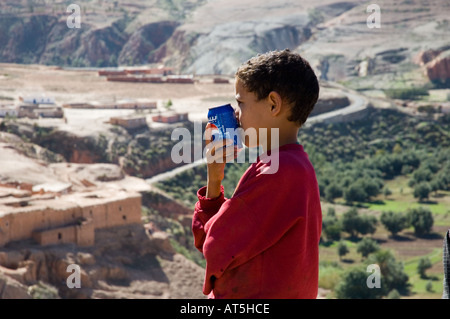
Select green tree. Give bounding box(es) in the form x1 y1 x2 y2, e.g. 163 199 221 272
356 237 380 258
341 207 360 238
165 99 173 110
361 178 382 200
323 221 342 243
367 250 410 295
413 182 431 202
322 207 342 242
344 182 367 203
337 240 349 261
324 183 342 202
380 211 408 237
387 289 401 299
383 187 392 198
410 167 432 186
425 281 434 292
407 207 434 237
417 257 432 279
341 207 378 238
334 267 384 299
357 215 378 236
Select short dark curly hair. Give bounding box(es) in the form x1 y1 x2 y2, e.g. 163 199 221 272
235 49 319 127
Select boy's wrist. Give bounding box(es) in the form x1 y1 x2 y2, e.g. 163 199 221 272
196 185 225 216
206 179 222 199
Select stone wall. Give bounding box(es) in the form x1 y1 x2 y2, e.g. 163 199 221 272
32 218 95 247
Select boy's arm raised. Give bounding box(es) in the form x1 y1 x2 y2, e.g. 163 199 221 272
192 124 237 252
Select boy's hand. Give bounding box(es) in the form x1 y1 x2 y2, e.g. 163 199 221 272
204 123 238 198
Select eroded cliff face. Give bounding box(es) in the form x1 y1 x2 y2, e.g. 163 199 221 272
0 224 205 299
2 0 450 82
0 1 316 73
414 46 450 86
0 14 177 68
117 21 179 66
423 50 450 85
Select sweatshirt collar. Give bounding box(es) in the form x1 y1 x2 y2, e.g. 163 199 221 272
257 143 304 162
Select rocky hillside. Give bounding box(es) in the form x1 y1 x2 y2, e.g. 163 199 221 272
0 129 206 299
3 0 448 83
0 0 203 68
0 224 205 299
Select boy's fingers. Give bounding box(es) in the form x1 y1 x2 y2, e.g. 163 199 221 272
205 139 224 163
205 140 235 163
205 139 233 155
204 123 213 146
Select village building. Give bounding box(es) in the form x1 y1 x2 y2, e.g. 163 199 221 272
33 106 64 118
110 116 148 129
105 75 164 83
98 70 127 77
17 104 38 119
115 99 157 109
64 99 157 110
165 75 195 84
0 105 19 118
213 77 230 84
61 103 92 109
151 112 189 124
32 182 72 196
19 95 55 105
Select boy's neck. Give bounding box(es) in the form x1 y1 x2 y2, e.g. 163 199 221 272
261 127 299 154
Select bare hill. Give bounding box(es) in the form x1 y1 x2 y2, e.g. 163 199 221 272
1 0 448 80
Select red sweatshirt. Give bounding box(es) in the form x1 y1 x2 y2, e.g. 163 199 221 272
192 143 322 299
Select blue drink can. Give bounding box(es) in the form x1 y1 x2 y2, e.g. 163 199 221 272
207 104 243 148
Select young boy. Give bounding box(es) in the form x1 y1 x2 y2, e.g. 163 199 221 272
192 49 322 299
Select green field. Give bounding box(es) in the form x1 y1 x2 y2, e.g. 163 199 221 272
317 172 448 299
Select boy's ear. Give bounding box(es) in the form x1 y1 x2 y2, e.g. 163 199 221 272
267 91 283 117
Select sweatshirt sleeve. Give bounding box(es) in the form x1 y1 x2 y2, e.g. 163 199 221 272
197 168 309 295
192 185 227 253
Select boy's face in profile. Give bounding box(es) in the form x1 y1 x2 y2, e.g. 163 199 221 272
234 77 271 148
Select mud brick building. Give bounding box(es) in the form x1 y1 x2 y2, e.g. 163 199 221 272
0 189 142 247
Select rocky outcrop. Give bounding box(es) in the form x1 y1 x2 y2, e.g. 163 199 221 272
414 46 450 85
0 14 58 64
414 47 448 66
0 224 205 299
0 14 176 68
117 21 178 65
0 2 353 74
0 272 32 299
423 50 450 84
180 17 313 75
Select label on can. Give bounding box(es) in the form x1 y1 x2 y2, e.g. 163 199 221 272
207 104 243 148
